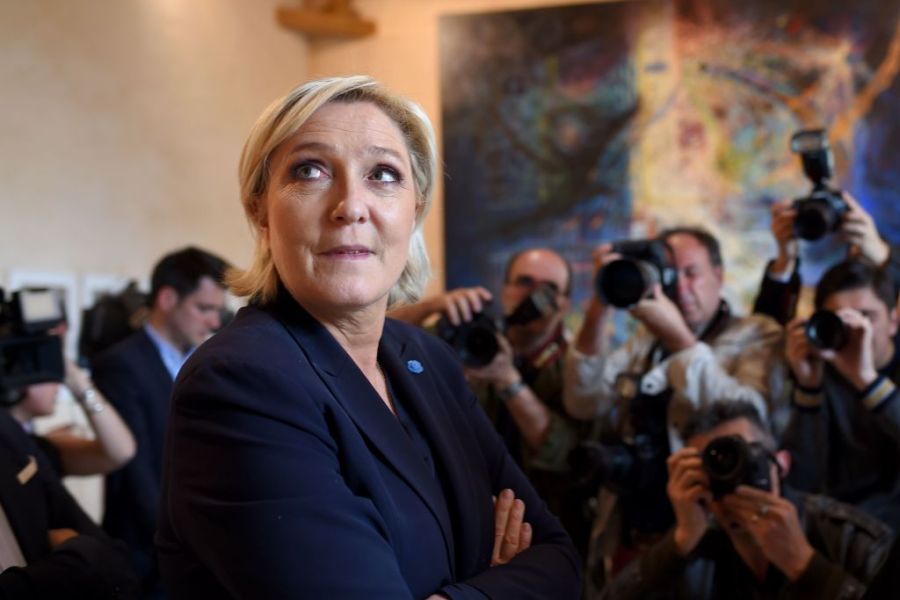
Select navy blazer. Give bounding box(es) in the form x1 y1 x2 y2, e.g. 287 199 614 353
91 328 173 592
157 293 581 599
0 409 138 598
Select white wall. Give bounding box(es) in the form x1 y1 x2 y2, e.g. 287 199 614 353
0 0 309 286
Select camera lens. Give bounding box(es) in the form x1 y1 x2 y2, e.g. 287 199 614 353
597 259 657 308
793 193 846 241
805 310 846 350
702 435 748 497
436 313 500 368
458 326 500 368
704 436 743 478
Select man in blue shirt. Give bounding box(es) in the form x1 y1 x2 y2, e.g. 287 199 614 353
91 246 228 599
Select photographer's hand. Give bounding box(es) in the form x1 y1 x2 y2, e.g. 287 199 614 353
575 243 619 355
631 285 696 353
467 336 553 450
840 193 890 266
819 308 878 391
722 486 814 581
667 448 711 555
785 317 824 390
388 286 492 326
769 198 799 277
466 334 519 389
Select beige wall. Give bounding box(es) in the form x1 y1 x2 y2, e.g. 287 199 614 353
0 0 309 284
308 0 606 295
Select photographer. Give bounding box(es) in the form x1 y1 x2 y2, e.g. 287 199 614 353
754 192 899 325
9 355 135 478
780 258 900 531
390 248 593 554
564 227 784 583
600 401 892 599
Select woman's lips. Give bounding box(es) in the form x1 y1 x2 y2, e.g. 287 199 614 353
322 245 373 259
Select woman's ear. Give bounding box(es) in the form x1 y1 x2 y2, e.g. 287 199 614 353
252 194 268 231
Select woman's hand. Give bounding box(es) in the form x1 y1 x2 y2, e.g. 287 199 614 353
491 488 532 566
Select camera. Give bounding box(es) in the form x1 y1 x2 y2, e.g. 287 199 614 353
790 129 849 241
595 239 678 309
568 388 675 534
702 435 772 499
0 288 66 403
436 283 559 368
805 310 846 351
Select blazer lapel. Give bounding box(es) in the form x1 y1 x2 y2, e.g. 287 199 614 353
380 323 494 576
265 295 457 569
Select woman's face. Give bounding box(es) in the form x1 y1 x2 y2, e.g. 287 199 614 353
262 101 418 320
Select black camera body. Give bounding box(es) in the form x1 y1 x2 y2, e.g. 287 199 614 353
596 239 678 309
436 283 559 368
805 309 847 351
702 435 772 499
0 288 66 403
790 129 849 241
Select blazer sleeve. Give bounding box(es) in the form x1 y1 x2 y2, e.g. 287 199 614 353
752 259 801 326
159 358 420 600
437 349 582 600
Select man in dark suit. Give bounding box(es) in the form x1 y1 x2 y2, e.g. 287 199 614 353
91 247 228 599
0 406 138 598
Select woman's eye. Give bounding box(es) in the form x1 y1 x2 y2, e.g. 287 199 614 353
370 167 400 183
293 163 325 180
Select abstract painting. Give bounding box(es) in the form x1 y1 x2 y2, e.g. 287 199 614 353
440 0 900 314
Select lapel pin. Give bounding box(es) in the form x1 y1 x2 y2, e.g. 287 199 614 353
406 360 424 374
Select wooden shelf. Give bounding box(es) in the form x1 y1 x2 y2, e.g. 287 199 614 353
276 4 375 39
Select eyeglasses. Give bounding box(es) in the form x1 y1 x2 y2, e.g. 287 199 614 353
507 275 562 295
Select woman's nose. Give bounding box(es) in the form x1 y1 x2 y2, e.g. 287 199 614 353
330 178 369 224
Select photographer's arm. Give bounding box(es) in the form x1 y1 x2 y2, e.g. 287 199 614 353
466 337 552 451
599 448 711 598
780 318 828 492
663 314 781 420
753 199 801 325
47 359 136 476
388 287 492 326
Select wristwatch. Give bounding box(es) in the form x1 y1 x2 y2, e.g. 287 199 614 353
78 388 105 415
496 380 525 403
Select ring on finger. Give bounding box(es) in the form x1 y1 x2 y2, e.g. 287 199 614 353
758 504 770 517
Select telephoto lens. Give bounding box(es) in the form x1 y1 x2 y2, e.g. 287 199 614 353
596 258 659 308
805 310 847 350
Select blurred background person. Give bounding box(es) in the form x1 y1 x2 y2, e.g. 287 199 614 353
780 258 900 532
600 400 893 599
754 191 899 325
9 353 135 478
564 227 785 590
90 246 229 600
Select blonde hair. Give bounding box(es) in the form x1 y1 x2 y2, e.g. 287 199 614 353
227 75 436 307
